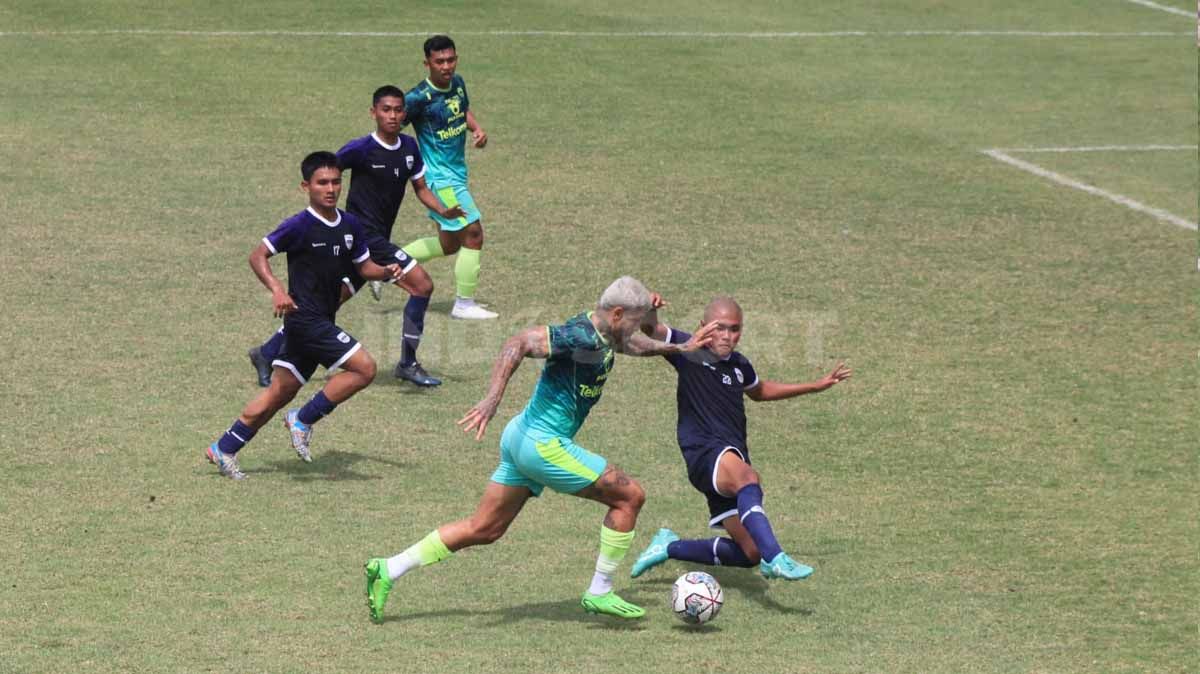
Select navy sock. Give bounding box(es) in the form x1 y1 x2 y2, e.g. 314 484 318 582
736 483 783 562
666 538 756 568
216 419 256 455
297 391 337 426
400 295 430 367
260 328 286 362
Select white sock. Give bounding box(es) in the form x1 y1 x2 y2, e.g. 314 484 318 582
454 296 476 308
587 569 614 596
386 551 419 581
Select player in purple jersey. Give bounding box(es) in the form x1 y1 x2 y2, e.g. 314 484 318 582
630 296 851 580
205 152 404 480
248 86 465 388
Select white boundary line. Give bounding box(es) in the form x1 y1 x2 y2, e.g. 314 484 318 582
0 29 1191 39
1124 0 1195 18
981 148 1197 231
993 144 1198 153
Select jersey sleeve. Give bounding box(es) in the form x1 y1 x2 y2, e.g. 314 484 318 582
335 138 364 171
406 136 426 181
403 89 425 123
262 215 306 255
662 326 690 368
346 215 370 264
547 321 600 361
458 76 470 112
737 355 760 391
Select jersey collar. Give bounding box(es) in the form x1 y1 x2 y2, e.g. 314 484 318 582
370 132 402 150
425 77 454 93
306 206 342 228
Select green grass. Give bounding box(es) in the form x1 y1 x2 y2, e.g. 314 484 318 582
2 2 1196 672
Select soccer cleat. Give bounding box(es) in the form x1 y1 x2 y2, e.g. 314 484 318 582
393 361 442 387
759 552 813 580
369 280 384 301
581 591 645 619
248 346 272 387
205 443 247 480
365 558 393 624
283 409 313 463
450 301 498 320
631 528 679 578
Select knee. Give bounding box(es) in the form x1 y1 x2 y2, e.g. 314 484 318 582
464 227 484 249
623 480 646 512
358 354 377 383
441 239 461 255
745 549 762 565
412 272 433 297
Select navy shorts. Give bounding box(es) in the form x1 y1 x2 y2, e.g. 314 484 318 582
682 442 752 529
344 239 417 292
272 315 361 385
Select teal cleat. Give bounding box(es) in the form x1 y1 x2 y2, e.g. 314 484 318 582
205 443 247 480
759 552 813 580
365 558 393 624
283 409 313 463
631 528 679 578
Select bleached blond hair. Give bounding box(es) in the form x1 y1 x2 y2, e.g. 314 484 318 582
598 276 652 313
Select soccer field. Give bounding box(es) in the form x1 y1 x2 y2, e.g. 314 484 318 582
2 1 1196 672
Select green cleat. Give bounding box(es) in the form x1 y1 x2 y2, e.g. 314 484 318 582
759 552 814 580
365 558 393 624
581 591 645 619
631 528 679 578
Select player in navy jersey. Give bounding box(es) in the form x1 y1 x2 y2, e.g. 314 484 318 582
630 296 851 580
205 152 404 480
247 86 465 388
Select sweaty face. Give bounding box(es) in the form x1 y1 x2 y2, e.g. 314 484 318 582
425 48 458 88
702 306 743 359
302 166 343 210
371 96 406 135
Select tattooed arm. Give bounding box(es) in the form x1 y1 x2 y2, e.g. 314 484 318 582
618 320 718 357
457 326 551 440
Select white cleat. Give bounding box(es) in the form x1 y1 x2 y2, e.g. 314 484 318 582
450 301 498 320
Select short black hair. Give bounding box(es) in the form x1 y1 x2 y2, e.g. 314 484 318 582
300 151 340 181
423 34 456 57
372 85 405 106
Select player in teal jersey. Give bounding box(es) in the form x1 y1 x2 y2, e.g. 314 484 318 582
364 277 718 622
400 35 497 320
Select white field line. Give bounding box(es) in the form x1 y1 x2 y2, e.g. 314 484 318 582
1124 0 1195 18
992 144 1198 153
0 29 1191 39
982 148 1198 231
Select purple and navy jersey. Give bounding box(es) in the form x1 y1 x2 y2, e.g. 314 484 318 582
664 327 761 453
262 207 369 320
336 132 426 240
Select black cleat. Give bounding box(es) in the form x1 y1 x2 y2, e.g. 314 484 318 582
394 361 441 387
248 346 272 387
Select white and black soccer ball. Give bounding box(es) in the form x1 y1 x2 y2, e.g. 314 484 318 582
671 571 724 624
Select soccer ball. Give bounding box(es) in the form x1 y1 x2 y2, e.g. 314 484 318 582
671 571 724 624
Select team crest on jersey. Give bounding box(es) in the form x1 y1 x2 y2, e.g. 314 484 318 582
446 97 462 116
405 155 414 170
343 234 354 250
336 331 350 344
734 367 744 384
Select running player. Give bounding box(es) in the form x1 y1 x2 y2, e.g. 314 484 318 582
363 277 718 622
399 35 497 320
205 151 402 480
630 296 851 579
247 85 465 388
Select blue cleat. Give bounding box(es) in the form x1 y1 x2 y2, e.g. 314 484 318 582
631 528 679 578
759 552 813 580
283 409 313 463
205 443 247 480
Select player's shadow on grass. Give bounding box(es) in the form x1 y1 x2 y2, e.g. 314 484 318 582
380 593 653 631
254 449 405 481
638 572 814 617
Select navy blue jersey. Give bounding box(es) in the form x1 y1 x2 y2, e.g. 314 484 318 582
262 207 369 321
664 327 761 452
336 132 426 240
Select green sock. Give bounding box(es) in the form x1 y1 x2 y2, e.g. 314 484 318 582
597 526 636 574
407 530 453 566
454 247 482 299
402 237 446 263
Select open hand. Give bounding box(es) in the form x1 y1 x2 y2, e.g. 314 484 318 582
681 320 719 352
821 362 852 388
457 399 498 441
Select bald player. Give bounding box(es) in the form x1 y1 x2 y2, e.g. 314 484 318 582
630 296 851 580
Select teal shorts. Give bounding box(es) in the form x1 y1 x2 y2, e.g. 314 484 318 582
490 416 607 497
428 181 481 232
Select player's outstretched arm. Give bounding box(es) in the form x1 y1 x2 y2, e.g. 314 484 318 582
412 176 466 220
639 292 670 340
745 362 852 402
249 241 296 317
457 326 550 440
620 320 718 357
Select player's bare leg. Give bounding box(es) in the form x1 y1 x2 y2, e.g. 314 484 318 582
575 466 647 618
206 367 303 479
715 452 811 580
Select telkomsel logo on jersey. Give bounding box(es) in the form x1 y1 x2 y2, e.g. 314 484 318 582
436 122 467 141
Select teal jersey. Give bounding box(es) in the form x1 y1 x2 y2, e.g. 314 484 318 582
521 312 615 438
404 75 471 186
